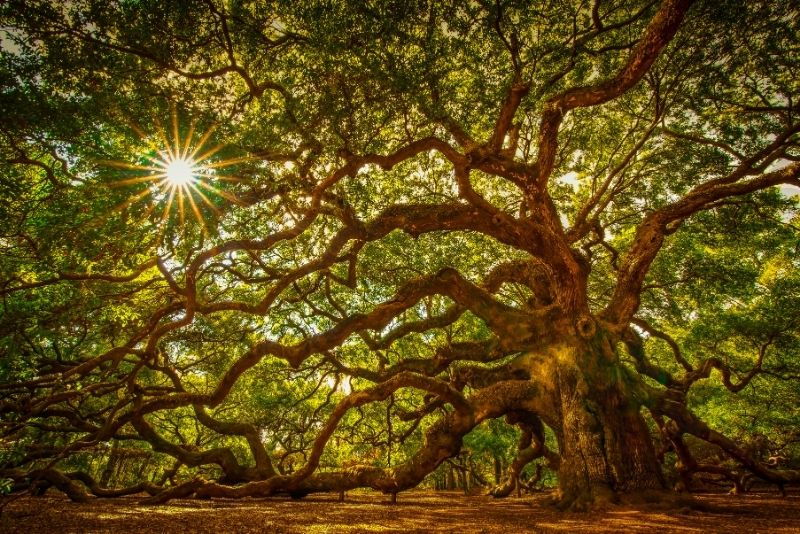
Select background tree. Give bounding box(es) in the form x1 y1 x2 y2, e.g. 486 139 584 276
1 0 799 511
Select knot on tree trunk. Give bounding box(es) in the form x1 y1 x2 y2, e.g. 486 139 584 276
576 315 596 339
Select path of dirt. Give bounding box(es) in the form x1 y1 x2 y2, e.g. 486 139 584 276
1 489 798 533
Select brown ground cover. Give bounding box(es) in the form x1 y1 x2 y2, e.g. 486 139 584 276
1 489 798 533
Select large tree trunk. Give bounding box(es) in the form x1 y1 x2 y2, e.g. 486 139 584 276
546 334 666 510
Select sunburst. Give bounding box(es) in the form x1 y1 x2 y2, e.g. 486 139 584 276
102 110 249 245
164 158 195 186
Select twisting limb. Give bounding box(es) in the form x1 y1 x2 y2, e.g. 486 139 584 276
143 372 551 504
631 318 693 372
604 160 800 328
531 0 695 189
654 398 800 490
142 371 475 503
682 336 773 393
489 411 556 498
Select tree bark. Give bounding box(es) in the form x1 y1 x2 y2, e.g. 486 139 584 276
546 336 666 510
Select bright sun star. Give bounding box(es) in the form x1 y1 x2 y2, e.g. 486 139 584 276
105 112 249 244
165 158 195 186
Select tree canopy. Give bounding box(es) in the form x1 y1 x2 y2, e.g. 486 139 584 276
1 0 799 510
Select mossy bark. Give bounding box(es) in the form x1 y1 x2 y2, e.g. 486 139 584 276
549 335 665 510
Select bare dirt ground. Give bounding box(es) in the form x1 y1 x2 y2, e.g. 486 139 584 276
1 489 799 533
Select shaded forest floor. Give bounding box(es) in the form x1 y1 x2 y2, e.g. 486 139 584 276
1 489 799 533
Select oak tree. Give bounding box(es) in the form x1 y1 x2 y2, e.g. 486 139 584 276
1 0 799 510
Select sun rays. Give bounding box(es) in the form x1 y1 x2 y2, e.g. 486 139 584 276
102 110 249 245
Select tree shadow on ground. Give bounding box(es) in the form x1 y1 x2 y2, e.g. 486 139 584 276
2 489 799 533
